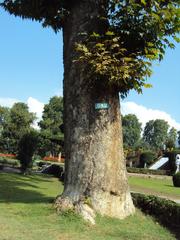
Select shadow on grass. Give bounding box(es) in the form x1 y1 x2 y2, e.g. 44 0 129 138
164 185 175 188
0 172 56 204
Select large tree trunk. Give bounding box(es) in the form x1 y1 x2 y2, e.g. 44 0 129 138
55 0 135 223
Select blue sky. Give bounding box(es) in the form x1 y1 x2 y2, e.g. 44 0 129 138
0 8 180 130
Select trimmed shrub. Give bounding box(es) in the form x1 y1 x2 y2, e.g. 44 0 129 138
127 167 170 176
131 193 180 238
173 172 180 187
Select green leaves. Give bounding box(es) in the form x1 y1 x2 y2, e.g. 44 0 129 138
38 96 64 157
122 114 142 148
75 0 179 96
0 0 68 31
0 102 36 153
1 0 179 95
75 32 154 97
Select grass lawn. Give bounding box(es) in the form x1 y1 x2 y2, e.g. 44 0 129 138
128 175 180 201
0 173 176 240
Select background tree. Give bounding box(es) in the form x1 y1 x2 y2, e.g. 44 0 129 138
1 0 179 222
122 114 142 149
1 102 36 153
143 119 169 150
38 96 64 157
0 106 10 152
166 127 177 149
178 131 180 147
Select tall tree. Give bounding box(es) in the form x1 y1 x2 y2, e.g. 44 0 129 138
122 114 142 148
177 131 180 147
143 119 169 150
1 0 179 223
1 102 36 153
0 106 10 152
38 96 64 157
166 127 177 149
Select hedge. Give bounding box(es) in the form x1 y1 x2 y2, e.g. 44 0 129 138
0 157 19 167
131 193 180 238
127 167 170 175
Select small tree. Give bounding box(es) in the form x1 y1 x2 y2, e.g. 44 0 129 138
139 151 157 168
17 130 39 173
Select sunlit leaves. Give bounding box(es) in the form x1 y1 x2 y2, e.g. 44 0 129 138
74 0 179 96
75 33 153 97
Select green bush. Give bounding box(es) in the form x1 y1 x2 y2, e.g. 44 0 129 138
139 151 156 168
0 157 19 167
17 130 39 173
173 172 180 187
131 193 180 238
127 167 170 175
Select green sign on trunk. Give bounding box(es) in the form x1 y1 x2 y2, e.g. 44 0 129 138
95 103 110 110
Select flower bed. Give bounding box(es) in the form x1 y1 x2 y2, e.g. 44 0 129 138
0 153 16 158
43 156 65 163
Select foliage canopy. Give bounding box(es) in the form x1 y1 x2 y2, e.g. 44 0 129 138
1 0 179 96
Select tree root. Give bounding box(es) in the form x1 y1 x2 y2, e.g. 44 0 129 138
54 196 96 225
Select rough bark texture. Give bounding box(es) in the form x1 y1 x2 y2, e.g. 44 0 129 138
55 0 135 223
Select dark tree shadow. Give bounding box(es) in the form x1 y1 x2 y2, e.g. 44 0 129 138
0 172 59 204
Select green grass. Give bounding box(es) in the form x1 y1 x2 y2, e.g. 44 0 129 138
129 175 180 201
0 173 176 240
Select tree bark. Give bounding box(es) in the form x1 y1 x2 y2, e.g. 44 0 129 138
55 0 135 223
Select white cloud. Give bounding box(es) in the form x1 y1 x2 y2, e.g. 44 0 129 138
27 97 44 120
121 101 180 131
27 97 44 129
0 97 18 107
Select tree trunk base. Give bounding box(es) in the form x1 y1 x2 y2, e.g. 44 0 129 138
54 196 96 224
54 191 135 224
